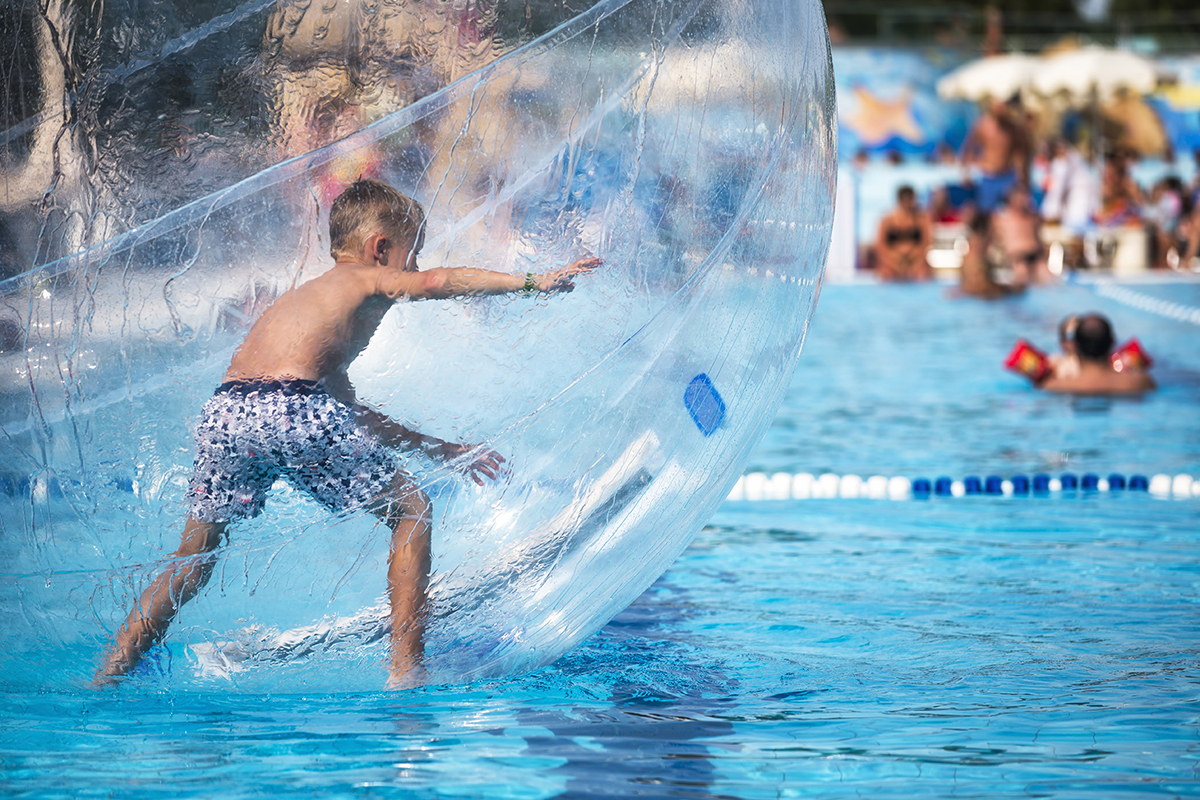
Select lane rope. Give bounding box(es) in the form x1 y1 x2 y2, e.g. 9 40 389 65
1091 280 1200 326
10 469 1196 504
726 471 1200 501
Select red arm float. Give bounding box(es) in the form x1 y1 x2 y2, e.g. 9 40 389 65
1111 338 1153 372
1004 339 1052 384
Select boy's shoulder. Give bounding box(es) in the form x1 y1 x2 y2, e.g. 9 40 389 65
302 263 378 298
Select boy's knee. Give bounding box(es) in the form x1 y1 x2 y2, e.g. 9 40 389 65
177 519 227 559
383 479 431 522
401 488 431 521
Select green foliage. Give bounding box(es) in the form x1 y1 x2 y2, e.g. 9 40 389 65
1109 0 1200 13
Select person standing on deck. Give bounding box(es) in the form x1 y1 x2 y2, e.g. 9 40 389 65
961 99 1030 216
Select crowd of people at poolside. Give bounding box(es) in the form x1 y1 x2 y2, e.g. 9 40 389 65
860 100 1167 397
866 100 1200 291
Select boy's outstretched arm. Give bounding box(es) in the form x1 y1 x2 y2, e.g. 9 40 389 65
326 374 505 485
382 257 602 300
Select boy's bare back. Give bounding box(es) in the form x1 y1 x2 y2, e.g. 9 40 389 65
225 264 401 386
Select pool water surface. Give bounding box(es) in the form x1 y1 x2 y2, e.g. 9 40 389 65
3 280 1199 798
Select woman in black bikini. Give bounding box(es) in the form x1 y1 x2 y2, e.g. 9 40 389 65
875 185 932 281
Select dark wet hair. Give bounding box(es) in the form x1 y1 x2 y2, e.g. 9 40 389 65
897 185 916 203
1073 313 1115 361
329 179 425 261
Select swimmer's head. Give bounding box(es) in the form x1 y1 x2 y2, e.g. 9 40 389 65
330 179 425 265
1073 313 1115 362
897 185 917 209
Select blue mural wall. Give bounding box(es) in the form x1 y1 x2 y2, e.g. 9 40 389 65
833 48 1200 163
1148 55 1200 156
833 48 974 160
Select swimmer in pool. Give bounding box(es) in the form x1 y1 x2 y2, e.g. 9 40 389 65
94 179 601 688
1039 313 1156 396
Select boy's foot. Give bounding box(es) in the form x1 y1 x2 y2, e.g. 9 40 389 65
385 663 429 690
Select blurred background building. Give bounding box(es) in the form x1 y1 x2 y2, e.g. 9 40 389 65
1 0 1198 284
823 0 1200 53
819 0 1200 283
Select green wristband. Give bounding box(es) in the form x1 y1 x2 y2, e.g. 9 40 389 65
523 272 537 295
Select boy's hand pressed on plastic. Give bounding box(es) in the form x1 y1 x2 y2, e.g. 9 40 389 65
465 447 505 485
538 257 602 294
433 442 507 485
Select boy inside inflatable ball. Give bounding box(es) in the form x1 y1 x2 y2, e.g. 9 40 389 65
95 179 601 688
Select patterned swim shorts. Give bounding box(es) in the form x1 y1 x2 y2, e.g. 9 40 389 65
186 380 399 524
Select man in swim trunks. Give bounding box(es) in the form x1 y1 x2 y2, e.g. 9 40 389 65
95 178 601 687
961 99 1029 216
1039 313 1156 395
990 185 1044 285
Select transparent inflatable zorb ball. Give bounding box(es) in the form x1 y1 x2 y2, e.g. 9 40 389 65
0 0 835 690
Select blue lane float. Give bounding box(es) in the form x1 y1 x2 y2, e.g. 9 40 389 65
727 472 1200 501
0 0 837 690
1090 280 1200 327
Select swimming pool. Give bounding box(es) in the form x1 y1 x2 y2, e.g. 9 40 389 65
3 278 1198 797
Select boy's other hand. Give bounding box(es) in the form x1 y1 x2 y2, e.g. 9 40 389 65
464 447 505 485
435 442 507 485
538 257 602 294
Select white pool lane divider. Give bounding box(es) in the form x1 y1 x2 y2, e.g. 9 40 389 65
726 471 1200 501
1091 280 1200 326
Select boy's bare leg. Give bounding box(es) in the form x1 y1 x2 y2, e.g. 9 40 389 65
375 475 432 688
94 517 226 685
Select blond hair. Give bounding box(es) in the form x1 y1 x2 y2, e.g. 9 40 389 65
329 179 425 261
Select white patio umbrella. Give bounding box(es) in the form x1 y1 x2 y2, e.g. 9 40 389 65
936 53 1041 102
1031 47 1171 104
